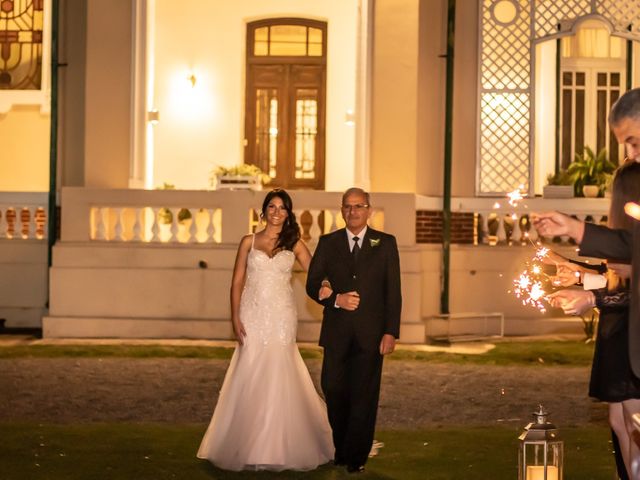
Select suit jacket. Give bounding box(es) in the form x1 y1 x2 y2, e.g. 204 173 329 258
306 227 402 351
579 222 640 377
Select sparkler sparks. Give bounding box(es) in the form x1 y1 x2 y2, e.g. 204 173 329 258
535 247 549 260
507 185 525 207
512 270 548 313
511 242 554 314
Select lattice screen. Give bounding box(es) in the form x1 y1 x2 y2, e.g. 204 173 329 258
478 0 640 195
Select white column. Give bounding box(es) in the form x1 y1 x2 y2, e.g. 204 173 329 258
353 0 374 190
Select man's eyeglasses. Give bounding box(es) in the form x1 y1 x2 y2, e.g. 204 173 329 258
341 204 370 212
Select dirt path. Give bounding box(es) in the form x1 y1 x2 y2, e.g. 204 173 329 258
0 358 607 428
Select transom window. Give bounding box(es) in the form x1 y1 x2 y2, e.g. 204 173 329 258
253 24 323 57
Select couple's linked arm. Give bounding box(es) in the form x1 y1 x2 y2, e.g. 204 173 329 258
305 234 402 339
306 236 339 309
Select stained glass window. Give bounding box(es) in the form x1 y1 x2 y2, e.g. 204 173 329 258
0 0 43 90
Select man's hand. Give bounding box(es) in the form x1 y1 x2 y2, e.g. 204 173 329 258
379 334 396 355
336 291 360 310
532 211 585 243
547 289 595 316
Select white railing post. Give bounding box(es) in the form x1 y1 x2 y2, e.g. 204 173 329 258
511 213 521 245
114 208 124 241
94 207 106 241
169 208 179 243
188 208 198 243
206 208 215 243
308 209 322 243
132 207 142 242
150 207 161 242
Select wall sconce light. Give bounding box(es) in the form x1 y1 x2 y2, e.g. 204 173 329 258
187 73 197 88
345 109 355 126
147 109 160 124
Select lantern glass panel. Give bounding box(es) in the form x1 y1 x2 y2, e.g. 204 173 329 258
519 441 563 480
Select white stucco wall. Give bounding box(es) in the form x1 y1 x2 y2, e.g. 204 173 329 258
151 0 358 191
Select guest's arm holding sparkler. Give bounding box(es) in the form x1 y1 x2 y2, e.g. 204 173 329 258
548 289 596 316
533 212 633 263
532 212 586 243
539 248 606 287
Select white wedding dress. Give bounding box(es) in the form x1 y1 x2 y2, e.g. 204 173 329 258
197 240 334 471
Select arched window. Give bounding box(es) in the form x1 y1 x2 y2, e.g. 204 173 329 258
245 18 327 189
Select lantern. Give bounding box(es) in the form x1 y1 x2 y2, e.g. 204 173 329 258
518 405 563 480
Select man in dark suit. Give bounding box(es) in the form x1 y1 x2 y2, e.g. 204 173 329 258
533 87 640 378
306 187 402 474
534 87 640 479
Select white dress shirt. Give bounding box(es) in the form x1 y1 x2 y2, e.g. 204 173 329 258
346 226 368 252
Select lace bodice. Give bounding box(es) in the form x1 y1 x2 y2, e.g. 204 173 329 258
239 246 298 346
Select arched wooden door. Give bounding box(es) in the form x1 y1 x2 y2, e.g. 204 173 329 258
245 19 327 190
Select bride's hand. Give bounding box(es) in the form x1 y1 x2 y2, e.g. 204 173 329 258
233 320 247 346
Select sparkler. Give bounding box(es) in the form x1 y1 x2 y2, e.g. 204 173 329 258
507 185 525 207
510 245 554 313
512 269 548 313
503 187 560 313
535 246 549 260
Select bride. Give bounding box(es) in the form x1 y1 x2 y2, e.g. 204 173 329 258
197 188 334 471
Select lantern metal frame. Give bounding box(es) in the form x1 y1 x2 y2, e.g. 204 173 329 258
518 405 564 480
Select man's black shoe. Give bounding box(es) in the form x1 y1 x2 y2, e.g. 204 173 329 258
347 464 365 474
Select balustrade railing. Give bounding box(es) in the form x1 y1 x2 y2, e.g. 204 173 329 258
58 188 612 248
417 195 610 246
62 188 414 246
0 192 48 240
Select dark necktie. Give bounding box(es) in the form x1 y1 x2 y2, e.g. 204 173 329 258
352 236 360 261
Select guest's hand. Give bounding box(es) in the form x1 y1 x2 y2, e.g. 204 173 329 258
549 263 582 287
318 285 333 300
379 334 396 355
336 291 360 310
233 319 247 346
532 211 585 243
547 289 595 316
608 262 632 280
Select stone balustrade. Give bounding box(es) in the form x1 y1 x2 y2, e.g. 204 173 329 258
0 192 48 240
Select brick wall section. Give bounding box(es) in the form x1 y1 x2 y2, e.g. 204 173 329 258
416 210 475 244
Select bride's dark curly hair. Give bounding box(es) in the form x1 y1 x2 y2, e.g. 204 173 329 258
261 189 301 252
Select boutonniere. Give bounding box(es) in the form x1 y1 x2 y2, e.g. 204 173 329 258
370 238 381 247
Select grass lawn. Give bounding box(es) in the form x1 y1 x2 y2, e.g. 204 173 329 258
0 423 616 479
0 340 596 366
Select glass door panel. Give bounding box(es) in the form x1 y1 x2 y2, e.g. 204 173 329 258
255 89 279 177
294 89 318 180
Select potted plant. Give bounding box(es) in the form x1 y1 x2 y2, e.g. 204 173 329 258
543 169 574 198
157 183 191 224
567 147 616 198
211 164 271 191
